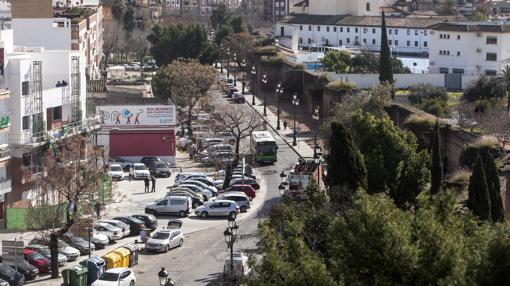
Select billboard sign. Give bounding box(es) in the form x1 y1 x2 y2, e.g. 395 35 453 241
97 105 176 128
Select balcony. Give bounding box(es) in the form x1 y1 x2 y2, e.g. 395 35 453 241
0 179 11 195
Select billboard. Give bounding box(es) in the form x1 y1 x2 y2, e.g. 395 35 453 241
97 105 176 128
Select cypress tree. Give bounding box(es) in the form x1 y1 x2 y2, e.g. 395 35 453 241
467 152 492 221
379 11 394 84
430 121 443 195
480 149 505 222
326 122 367 209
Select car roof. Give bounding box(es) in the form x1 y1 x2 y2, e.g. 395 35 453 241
100 219 125 224
221 192 249 197
133 163 145 166
211 199 236 204
154 229 180 234
105 267 129 274
167 195 189 200
109 164 122 167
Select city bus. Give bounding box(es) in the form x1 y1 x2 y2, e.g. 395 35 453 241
250 131 278 164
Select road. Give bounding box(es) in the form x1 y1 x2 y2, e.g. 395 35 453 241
127 85 299 286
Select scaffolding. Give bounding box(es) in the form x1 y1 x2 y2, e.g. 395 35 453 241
71 56 81 123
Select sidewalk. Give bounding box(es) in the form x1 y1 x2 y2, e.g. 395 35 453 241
222 69 315 158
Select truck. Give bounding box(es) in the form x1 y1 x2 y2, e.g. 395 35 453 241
286 158 324 199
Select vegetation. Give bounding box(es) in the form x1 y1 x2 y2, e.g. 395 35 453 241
467 153 492 221
479 149 505 222
210 3 233 30
323 51 351 73
408 84 449 116
379 11 393 84
462 76 505 107
325 80 356 92
460 138 503 168
430 121 443 195
147 24 218 66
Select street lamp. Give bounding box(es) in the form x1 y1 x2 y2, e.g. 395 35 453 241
226 48 231 78
262 73 268 116
292 93 299 146
233 53 237 85
251 66 256 105
158 268 174 286
241 59 246 94
312 106 320 158
224 216 239 276
275 82 283 130
220 43 224 74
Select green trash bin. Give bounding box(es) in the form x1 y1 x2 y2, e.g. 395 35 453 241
62 265 88 286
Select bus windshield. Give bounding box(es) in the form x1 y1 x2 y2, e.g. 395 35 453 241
256 142 277 155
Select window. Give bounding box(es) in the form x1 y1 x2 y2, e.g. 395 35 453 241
340 27 343 32
333 27 337 32
355 27 358 33
22 116 29 130
22 81 29 96
170 199 186 205
395 29 398 35
372 28 376 34
53 106 62 120
366 2 370 11
439 67 449 73
326 26 329 32
298 37 302 44
363 38 367 44
389 29 392 35
389 40 392 45
395 40 398 46
157 200 168 206
487 36 497 45
486 70 497 76
317 26 320 31
407 29 410 35
22 153 31 166
308 25 311 31
486 52 497 61
414 41 418 47
447 34 450 39
457 51 461 56
339 39 343 45
346 38 350 44
423 30 427 35
415 30 418 35
424 41 427 47
372 39 376 45
407 40 410 46
457 35 460 40
299 25 302 31
308 38 311 44
452 68 464 74
347 27 350 32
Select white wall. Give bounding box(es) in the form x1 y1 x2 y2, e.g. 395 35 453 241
308 0 396 16
11 18 72 51
328 73 444 89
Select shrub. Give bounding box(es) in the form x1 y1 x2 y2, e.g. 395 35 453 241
404 114 435 132
416 97 449 116
294 63 304 69
459 138 503 168
326 80 356 92
407 84 449 116
462 76 505 103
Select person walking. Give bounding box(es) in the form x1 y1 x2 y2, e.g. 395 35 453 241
151 176 156 192
95 202 101 219
144 177 150 193
283 121 288 130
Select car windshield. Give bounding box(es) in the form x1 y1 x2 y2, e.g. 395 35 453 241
110 166 122 171
155 163 166 168
28 252 45 260
100 224 117 231
99 272 119 281
135 165 147 170
152 232 170 240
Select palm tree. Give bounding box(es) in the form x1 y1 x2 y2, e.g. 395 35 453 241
436 0 459 16
499 65 510 113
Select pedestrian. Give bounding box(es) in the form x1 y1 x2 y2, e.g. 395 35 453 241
95 202 101 219
151 175 156 192
140 228 146 243
283 121 287 130
144 177 150 193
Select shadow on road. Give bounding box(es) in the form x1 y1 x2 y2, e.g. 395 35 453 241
195 272 224 286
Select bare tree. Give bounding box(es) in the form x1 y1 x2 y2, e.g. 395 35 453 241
213 108 263 188
455 101 477 130
26 135 112 278
103 20 124 69
129 28 150 65
478 109 510 148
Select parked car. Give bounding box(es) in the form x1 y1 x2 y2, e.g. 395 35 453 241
111 216 145 235
61 233 95 255
28 238 80 261
90 231 110 249
0 265 24 286
194 200 240 218
145 229 184 253
201 151 235 166
22 249 50 274
0 278 9 286
6 263 37 281
232 170 256 180
183 176 220 190
98 220 131 238
93 222 123 241
129 163 150 180
107 157 133 171
140 156 167 167
25 244 67 266
199 138 224 150
166 190 204 209
178 179 218 196
91 268 136 286
175 172 207 184
177 184 212 200
145 196 192 217
233 92 245 103
215 192 251 212
229 178 260 190
108 164 124 181
198 144 234 160
131 214 158 231
148 161 171 178
220 185 256 200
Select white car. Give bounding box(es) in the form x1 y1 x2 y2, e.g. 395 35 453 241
145 229 184 252
90 230 110 249
94 222 123 242
129 163 150 179
99 219 131 237
108 164 124 181
92 268 136 286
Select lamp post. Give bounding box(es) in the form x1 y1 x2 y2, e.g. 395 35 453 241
262 73 268 116
158 267 174 286
233 53 237 86
241 59 246 94
224 216 239 275
220 43 224 74
275 82 283 130
312 106 320 158
292 93 299 146
226 48 230 78
251 66 256 105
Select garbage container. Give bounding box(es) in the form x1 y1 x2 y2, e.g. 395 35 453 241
113 247 130 268
79 256 106 284
103 252 122 270
121 243 139 266
62 265 88 286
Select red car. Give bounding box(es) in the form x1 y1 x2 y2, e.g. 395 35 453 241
23 249 50 273
221 184 256 200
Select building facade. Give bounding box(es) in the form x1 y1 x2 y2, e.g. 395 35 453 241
277 15 441 56
429 21 510 76
294 0 398 16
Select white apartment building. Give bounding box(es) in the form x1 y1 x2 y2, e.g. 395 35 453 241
429 21 510 76
277 15 442 55
293 0 397 16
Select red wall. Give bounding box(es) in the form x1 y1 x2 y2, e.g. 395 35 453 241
109 130 175 157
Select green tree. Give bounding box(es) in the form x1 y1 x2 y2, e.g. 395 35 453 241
430 121 443 195
210 3 232 30
122 7 135 32
467 152 492 221
112 0 126 20
408 84 449 116
147 24 218 66
351 51 408 74
326 122 367 211
480 149 505 222
322 51 352 73
229 15 248 33
379 11 393 84
436 0 459 15
462 75 506 104
498 65 510 112
214 24 233 44
351 112 430 207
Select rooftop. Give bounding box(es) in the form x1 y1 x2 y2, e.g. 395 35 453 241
280 14 443 28
430 21 510 32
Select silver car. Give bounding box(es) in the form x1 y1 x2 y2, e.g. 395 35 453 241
99 219 131 237
195 200 240 218
145 229 184 252
94 222 123 241
216 192 251 213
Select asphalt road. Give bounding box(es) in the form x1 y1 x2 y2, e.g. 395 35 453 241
127 86 299 286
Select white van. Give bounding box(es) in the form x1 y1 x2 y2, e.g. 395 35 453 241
145 196 192 217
